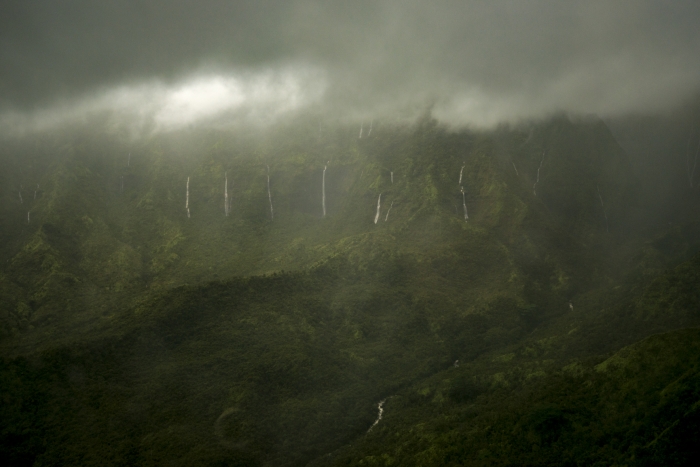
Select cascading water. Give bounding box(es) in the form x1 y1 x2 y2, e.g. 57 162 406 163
459 164 465 184
186 176 190 218
374 193 382 224
322 163 328 217
511 161 519 176
384 201 394 221
390 171 393 184
533 152 545 196
224 172 229 216
267 165 274 221
461 186 468 221
367 399 387 432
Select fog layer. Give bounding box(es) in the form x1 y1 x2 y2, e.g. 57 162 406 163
2 1 700 132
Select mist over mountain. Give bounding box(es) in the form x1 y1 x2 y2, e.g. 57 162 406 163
1 2 700 466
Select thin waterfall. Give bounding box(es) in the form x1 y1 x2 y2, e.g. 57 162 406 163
186 177 190 218
374 193 382 224
384 201 394 222
267 165 274 221
18 191 23 204
533 152 545 196
224 172 229 216
459 163 465 184
511 161 519 176
27 211 30 224
461 186 468 221
597 185 609 233
367 399 386 432
322 163 328 217
390 171 393 184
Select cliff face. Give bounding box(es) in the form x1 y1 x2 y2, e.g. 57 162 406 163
2 115 698 466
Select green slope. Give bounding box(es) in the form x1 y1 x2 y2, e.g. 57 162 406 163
1 115 699 466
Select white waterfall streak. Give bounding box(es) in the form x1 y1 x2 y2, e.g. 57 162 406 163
224 172 229 216
390 171 393 184
384 201 394 222
359 122 363 139
322 164 327 217
266 165 274 221
186 177 190 218
27 211 30 224
374 193 382 224
461 186 468 221
597 185 609 233
533 152 544 196
512 161 519 176
18 191 23 204
368 399 386 433
459 164 465 184
368 120 373 137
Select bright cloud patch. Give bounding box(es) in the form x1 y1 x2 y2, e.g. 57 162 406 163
0 67 327 135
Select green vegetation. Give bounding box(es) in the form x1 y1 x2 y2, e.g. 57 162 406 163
1 115 699 465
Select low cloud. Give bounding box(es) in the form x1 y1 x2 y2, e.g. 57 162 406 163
2 1 699 133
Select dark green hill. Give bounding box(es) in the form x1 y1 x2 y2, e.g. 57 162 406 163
1 115 699 466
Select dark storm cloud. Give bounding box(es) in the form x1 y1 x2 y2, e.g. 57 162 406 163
1 0 700 130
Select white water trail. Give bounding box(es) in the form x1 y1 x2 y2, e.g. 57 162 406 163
597 185 609 233
224 172 229 216
368 399 386 433
459 164 465 185
322 163 327 217
359 123 363 139
512 161 519 176
390 171 393 184
384 201 394 222
461 187 468 221
374 193 382 224
533 152 545 196
186 177 190 217
368 119 373 137
267 165 274 221
27 211 30 224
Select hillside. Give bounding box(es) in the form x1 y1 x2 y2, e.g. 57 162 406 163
1 114 699 466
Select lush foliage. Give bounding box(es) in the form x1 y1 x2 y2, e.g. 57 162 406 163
1 115 699 466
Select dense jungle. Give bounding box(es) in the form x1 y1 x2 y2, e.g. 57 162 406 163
1 111 700 466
